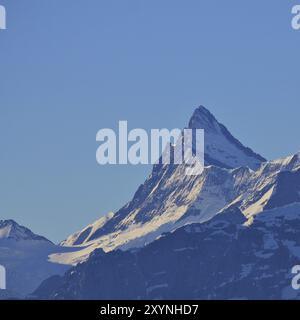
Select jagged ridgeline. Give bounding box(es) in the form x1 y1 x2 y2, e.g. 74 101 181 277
2 106 300 299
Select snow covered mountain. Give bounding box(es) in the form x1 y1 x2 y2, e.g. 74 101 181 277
34 203 300 300
0 220 50 242
4 105 300 300
0 220 71 298
56 106 266 264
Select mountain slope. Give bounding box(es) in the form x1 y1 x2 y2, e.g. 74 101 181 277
35 203 300 300
232 152 300 219
60 213 114 246
58 106 266 263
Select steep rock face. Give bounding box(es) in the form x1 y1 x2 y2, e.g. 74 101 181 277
59 106 266 263
35 204 300 300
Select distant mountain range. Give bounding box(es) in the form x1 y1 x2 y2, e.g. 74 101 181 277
1 105 300 299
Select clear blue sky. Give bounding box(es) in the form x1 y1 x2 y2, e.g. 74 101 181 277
0 0 299 242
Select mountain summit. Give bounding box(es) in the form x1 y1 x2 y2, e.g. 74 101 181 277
189 106 266 169
0 220 50 242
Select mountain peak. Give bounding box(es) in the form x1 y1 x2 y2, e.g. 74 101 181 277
188 105 266 169
188 105 218 132
0 219 17 226
0 220 51 242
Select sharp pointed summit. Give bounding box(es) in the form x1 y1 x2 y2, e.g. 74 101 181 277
188 105 266 169
188 105 219 131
